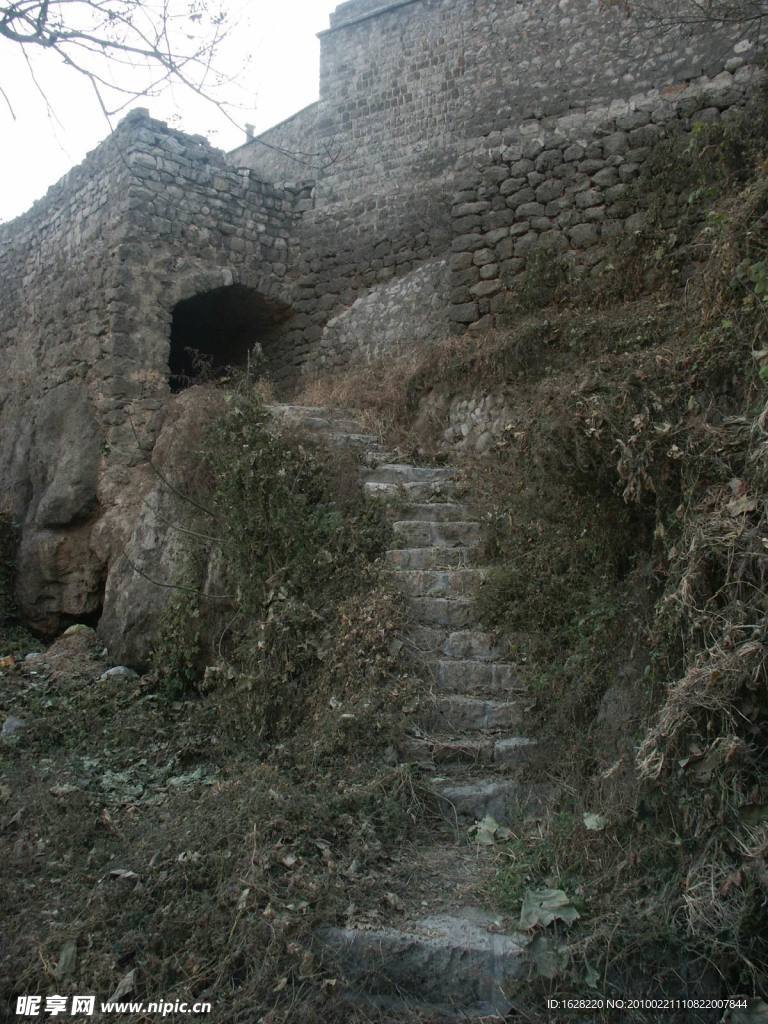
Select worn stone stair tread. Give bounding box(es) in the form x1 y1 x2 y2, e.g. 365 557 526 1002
364 479 461 502
363 463 457 484
402 733 537 765
419 694 528 732
267 404 357 419
392 520 483 548
325 430 382 446
405 627 508 661
385 546 480 570
432 774 553 824
389 502 470 522
319 907 526 1017
406 596 477 627
424 657 528 693
267 406 364 433
393 568 487 598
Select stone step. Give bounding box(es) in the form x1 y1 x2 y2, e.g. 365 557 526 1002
392 520 483 548
432 776 553 825
389 502 470 523
385 547 480 570
402 733 537 766
406 597 476 628
360 449 401 468
319 909 526 1017
419 694 527 732
364 479 461 502
406 625 504 660
325 431 381 448
267 405 364 435
424 658 526 694
363 463 457 485
393 569 486 599
402 735 494 764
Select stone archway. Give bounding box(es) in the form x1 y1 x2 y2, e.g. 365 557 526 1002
168 283 292 391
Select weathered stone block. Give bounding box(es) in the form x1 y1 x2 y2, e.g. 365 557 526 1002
535 149 564 172
473 248 496 266
470 278 502 298
453 201 492 217
482 209 516 231
563 143 585 162
500 179 532 198
514 231 540 256
452 233 486 252
452 266 481 286
449 301 479 323
516 201 547 218
568 222 599 246
575 189 602 210
535 180 565 203
592 166 619 187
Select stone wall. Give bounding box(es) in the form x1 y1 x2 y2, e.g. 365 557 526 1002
0 109 303 635
448 65 759 330
228 103 320 184
315 258 449 370
227 0 759 372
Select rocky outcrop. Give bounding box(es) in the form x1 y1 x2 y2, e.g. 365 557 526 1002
97 387 228 668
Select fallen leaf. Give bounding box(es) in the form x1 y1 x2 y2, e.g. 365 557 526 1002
728 494 758 516
109 869 139 882
108 969 136 1002
50 784 79 798
55 939 78 981
470 815 513 845
519 888 581 930
528 933 568 979
583 812 608 832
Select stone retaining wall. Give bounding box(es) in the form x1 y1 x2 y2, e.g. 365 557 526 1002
228 0 758 370
448 65 759 330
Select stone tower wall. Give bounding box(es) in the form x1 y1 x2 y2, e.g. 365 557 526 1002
0 110 303 632
228 0 759 369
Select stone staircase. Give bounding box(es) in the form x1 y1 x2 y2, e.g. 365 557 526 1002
268 403 549 1019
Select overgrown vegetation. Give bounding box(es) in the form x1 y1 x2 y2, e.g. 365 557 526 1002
150 385 405 760
0 390 429 1023
6 72 768 1024
295 91 768 1015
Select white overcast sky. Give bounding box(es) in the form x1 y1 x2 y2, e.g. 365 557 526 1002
0 1 339 223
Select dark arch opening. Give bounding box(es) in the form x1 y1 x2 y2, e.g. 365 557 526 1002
168 284 291 392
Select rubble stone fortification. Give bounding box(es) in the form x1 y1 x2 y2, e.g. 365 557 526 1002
0 0 760 642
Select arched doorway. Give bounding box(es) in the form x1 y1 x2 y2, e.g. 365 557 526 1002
168 284 291 392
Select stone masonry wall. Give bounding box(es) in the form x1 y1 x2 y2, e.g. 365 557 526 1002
448 65 759 331
227 0 759 373
228 103 320 185
0 109 303 634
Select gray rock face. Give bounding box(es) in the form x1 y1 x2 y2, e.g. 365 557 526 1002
98 387 228 668
1 716 26 739
321 909 528 1016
